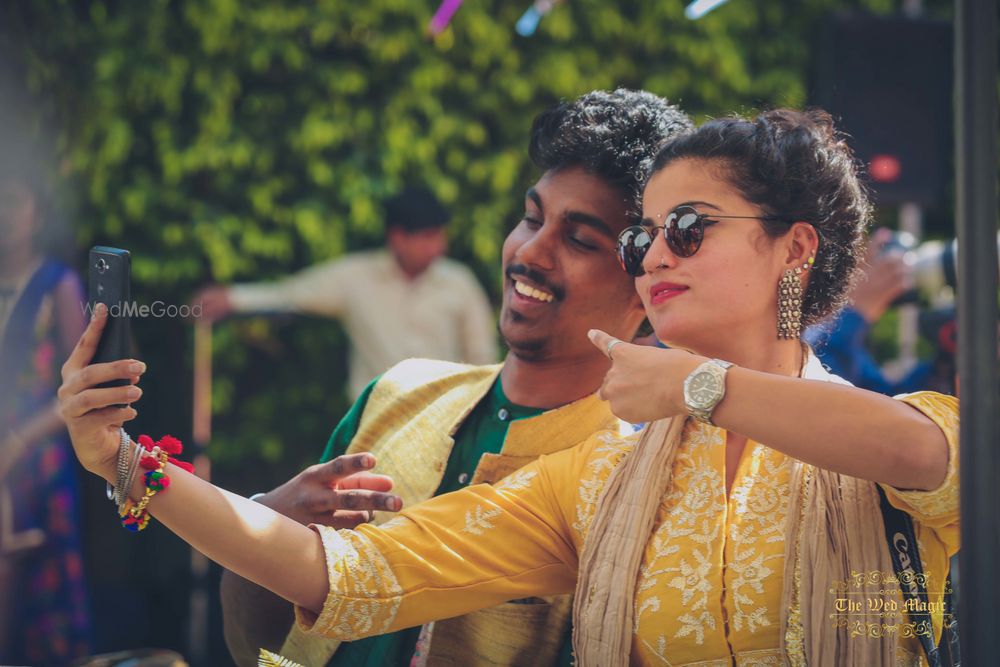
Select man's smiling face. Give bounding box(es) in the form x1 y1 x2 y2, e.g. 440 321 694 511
500 166 646 362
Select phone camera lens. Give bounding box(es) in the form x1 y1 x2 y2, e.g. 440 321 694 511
96 258 108 274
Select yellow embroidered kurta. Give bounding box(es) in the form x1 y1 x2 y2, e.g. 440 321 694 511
296 392 959 667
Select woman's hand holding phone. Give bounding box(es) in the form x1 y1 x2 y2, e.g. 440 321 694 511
58 304 145 483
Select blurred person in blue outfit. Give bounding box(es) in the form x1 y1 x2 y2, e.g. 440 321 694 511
806 227 934 394
0 158 92 665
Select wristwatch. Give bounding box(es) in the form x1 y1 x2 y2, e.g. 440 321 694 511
683 359 734 425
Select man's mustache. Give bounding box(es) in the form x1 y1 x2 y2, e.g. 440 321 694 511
505 264 565 302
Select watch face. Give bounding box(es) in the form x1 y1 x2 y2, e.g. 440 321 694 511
688 371 720 408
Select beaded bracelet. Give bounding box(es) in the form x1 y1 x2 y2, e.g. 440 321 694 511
118 434 194 533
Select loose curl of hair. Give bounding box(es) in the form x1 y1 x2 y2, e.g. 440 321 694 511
529 89 692 221
649 108 872 326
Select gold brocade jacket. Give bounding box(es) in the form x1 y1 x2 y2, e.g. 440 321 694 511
294 361 959 667
281 358 622 666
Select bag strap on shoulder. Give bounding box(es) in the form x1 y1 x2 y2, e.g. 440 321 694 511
876 485 959 667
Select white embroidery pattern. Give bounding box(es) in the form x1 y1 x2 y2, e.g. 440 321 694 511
462 505 502 535
495 469 537 493
635 422 727 655
727 445 791 635
312 527 403 639
886 393 959 518
736 648 784 665
573 430 636 537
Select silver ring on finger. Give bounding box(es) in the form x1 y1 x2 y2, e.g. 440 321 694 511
366 509 375 523
606 338 623 359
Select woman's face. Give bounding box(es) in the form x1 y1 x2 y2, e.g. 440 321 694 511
636 159 790 352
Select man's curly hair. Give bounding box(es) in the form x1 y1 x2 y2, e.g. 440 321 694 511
528 89 692 220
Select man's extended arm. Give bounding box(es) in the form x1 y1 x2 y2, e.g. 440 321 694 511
191 255 354 324
226 257 352 318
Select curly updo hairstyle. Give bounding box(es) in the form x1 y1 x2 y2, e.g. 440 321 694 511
529 89 693 221
648 108 871 326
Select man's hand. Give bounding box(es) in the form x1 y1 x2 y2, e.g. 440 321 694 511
256 453 402 528
849 227 911 323
57 304 145 482
190 285 234 322
588 328 702 424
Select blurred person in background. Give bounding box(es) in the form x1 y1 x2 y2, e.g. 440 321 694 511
806 227 936 394
218 89 693 667
0 157 91 665
192 186 498 399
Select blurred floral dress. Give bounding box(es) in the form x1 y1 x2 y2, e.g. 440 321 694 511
0 259 92 665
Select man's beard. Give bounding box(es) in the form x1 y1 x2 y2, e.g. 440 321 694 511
500 262 564 362
498 313 549 362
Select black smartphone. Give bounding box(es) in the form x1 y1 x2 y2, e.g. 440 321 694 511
88 246 132 389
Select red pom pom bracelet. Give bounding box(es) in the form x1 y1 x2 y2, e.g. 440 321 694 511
119 434 194 533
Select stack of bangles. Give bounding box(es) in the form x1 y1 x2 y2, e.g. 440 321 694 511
107 429 195 532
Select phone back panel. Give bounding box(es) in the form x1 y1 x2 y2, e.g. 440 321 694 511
88 246 132 380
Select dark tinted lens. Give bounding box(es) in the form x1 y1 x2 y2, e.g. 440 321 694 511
664 208 704 257
617 226 653 276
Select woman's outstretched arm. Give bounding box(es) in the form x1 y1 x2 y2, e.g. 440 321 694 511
57 305 396 614
589 330 953 492
133 460 333 612
709 370 952 490
60 305 579 639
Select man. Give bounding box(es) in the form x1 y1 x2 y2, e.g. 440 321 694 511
193 186 497 399
220 89 692 667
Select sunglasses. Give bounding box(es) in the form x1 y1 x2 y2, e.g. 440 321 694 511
616 205 785 276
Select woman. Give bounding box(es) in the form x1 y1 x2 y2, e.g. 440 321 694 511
0 166 92 664
60 109 957 666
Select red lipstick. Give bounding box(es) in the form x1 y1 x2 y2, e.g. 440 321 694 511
649 282 688 305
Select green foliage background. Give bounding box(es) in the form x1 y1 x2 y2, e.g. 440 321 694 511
4 0 964 485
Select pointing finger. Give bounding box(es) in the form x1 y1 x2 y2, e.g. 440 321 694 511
588 329 625 360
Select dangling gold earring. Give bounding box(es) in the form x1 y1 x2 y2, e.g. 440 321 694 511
777 257 813 339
